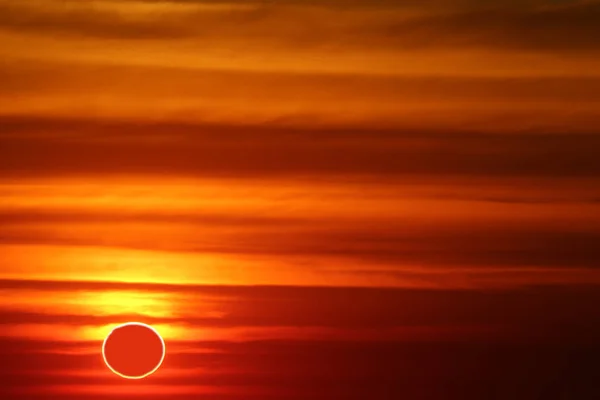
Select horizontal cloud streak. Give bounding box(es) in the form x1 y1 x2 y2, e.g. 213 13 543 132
0 0 599 53
2 118 600 178
2 338 600 399
2 223 600 269
1 280 599 333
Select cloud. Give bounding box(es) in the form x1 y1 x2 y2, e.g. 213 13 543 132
2 218 600 270
1 279 600 330
0 0 599 53
2 60 600 130
0 0 192 39
1 116 600 178
379 1 600 52
2 283 600 399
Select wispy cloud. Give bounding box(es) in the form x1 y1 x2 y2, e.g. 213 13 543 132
2 117 600 177
1 0 598 53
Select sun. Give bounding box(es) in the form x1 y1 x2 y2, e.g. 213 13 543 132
102 322 166 379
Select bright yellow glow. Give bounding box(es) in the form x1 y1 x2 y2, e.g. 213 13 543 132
0 288 179 319
81 291 175 318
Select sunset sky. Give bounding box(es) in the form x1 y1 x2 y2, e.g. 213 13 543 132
1 0 600 399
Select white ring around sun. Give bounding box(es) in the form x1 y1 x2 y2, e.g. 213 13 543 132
101 321 166 380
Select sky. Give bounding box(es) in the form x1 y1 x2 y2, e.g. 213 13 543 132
0 0 600 399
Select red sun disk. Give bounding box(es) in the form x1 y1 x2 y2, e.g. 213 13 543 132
102 323 165 378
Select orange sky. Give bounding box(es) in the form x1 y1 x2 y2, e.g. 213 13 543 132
1 0 600 399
